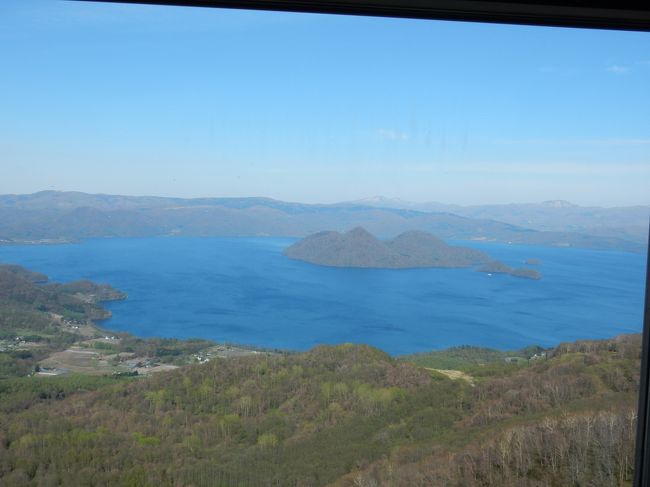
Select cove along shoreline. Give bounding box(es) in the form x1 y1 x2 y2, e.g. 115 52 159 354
1 260 558 381
0 262 284 379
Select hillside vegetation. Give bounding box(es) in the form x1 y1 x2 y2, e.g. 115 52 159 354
0 334 640 486
0 264 128 377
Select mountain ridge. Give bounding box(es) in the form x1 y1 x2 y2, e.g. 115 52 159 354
347 195 650 244
0 191 644 253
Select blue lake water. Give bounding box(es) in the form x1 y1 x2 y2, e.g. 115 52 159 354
0 237 646 355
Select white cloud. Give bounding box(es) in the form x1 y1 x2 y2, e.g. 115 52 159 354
378 129 409 141
606 65 630 74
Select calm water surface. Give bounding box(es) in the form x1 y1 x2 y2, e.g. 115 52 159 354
0 237 645 355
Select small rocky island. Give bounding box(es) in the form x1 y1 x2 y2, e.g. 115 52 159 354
478 261 542 280
284 227 542 279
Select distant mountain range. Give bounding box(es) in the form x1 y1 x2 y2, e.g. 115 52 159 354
0 191 645 253
284 227 541 279
348 196 650 245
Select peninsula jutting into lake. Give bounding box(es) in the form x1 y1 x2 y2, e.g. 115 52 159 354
284 227 542 279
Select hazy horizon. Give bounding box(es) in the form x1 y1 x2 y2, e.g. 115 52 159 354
1 1 649 206
3 188 650 209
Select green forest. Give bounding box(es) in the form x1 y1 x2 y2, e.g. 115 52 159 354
0 264 641 486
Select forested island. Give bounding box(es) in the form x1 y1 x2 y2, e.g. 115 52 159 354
285 227 542 279
478 261 542 280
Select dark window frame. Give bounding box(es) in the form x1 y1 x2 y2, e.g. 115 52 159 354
76 0 650 31
70 1 650 484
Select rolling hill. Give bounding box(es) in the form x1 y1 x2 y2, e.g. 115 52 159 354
0 191 644 252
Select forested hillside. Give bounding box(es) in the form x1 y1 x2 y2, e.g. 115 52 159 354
0 334 640 486
0 264 127 377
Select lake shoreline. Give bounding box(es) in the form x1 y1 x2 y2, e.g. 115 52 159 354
1 236 644 356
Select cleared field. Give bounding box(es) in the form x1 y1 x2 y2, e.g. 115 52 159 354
425 367 475 385
39 347 181 376
39 348 114 375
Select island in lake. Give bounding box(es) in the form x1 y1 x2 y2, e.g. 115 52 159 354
284 227 542 279
479 260 542 280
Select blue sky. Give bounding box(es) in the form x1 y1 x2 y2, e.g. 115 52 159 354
1 1 649 206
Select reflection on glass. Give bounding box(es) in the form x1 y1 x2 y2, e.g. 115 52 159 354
0 1 647 486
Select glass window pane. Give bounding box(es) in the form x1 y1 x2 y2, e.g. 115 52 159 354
0 2 647 485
